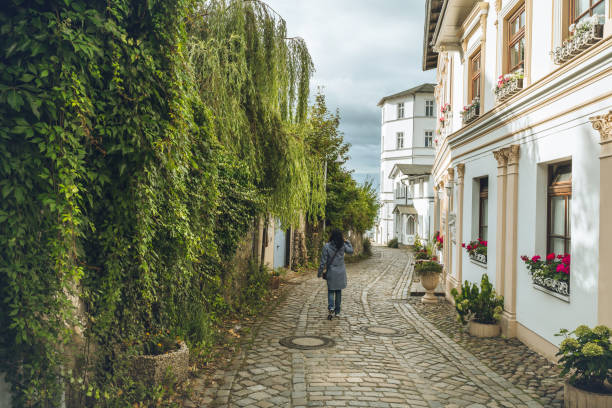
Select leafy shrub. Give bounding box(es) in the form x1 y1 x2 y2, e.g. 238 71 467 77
413 234 423 252
451 274 504 325
388 238 399 248
415 250 430 260
556 325 612 392
414 260 442 277
362 237 372 256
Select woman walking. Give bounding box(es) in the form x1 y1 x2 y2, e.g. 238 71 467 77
317 229 354 320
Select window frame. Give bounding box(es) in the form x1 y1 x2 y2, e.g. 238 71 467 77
396 132 404 149
469 48 481 103
507 4 526 74
425 100 434 117
425 130 433 147
478 178 489 240
570 0 605 26
397 102 405 119
547 162 572 255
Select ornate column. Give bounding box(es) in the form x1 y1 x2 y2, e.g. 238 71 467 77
591 111 612 327
455 164 466 292
433 184 440 235
493 149 508 298
502 145 520 338
445 168 455 293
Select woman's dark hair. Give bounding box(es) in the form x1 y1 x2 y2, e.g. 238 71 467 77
329 229 344 249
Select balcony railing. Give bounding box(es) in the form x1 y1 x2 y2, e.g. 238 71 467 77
461 98 480 125
494 77 523 103
552 21 603 65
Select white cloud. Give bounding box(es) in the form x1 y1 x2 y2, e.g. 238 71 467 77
265 0 435 184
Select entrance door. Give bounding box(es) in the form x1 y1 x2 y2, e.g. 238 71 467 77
273 220 287 269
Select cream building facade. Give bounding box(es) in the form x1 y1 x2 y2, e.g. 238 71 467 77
423 0 612 360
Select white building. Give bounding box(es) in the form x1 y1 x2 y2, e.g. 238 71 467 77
423 0 612 360
375 84 437 245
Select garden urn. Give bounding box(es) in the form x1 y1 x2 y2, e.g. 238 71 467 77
420 272 440 304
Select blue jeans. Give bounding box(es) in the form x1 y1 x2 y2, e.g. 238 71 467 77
328 290 342 314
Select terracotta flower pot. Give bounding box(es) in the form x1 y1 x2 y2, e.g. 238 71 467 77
420 272 441 304
564 380 612 408
271 276 280 290
131 341 189 384
468 320 501 338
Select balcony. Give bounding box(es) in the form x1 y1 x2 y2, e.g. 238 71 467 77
461 98 480 125
552 17 604 65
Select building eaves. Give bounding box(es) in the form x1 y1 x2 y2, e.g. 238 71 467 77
377 83 436 107
423 0 445 71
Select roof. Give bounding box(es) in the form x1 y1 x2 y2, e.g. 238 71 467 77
377 83 436 107
423 0 445 71
392 205 417 215
389 164 432 179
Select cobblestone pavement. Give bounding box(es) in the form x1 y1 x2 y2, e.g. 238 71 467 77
406 298 564 407
187 248 551 407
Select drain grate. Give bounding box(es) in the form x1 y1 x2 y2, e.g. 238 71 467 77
361 325 406 337
279 336 335 350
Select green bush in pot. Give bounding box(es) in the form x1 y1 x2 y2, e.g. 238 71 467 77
450 274 503 325
556 324 612 393
414 260 442 277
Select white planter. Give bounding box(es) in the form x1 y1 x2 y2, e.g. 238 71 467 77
469 252 487 267
532 273 570 302
495 78 523 102
420 272 441 304
552 24 604 65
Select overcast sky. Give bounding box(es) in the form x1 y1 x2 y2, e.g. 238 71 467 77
266 0 435 189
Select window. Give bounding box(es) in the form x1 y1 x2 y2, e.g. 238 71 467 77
397 103 405 119
548 162 572 254
407 216 415 235
425 100 434 117
479 178 488 240
571 0 604 26
469 49 481 103
396 132 404 149
507 5 526 73
425 131 433 147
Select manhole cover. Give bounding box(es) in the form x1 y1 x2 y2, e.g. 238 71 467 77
279 336 335 350
361 326 406 337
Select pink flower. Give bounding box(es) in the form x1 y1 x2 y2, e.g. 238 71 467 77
531 255 541 262
462 243 466 248
556 264 564 273
546 253 556 262
483 241 487 246
562 255 571 266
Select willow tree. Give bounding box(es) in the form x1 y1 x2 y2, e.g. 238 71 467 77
187 0 324 226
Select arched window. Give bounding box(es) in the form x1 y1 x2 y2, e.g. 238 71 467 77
407 216 415 235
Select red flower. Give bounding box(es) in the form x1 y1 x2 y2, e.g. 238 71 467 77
562 254 571 266
483 241 487 246
531 255 541 262
432 256 438 261
521 255 528 261
557 254 563 259
461 243 466 248
546 253 556 262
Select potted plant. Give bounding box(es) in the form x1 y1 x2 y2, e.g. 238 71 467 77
413 234 423 252
493 69 524 101
521 252 570 300
271 269 281 289
556 324 612 407
462 238 487 264
130 329 189 384
450 274 504 337
414 258 443 304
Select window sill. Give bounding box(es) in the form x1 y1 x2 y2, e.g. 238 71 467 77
531 274 570 303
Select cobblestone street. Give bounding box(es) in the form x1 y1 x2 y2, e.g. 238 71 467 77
189 248 558 407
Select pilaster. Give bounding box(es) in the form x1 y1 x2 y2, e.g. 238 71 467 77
455 164 466 291
591 111 612 327
493 149 508 299
433 185 440 233
503 145 520 338
445 168 455 294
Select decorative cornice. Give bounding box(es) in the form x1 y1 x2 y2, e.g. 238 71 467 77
493 149 508 167
590 110 612 143
456 163 465 179
506 144 521 165
447 167 455 179
496 0 502 13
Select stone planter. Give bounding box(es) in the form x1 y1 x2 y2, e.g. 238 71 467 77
271 276 280 290
552 24 604 65
468 320 501 338
564 380 612 408
420 272 441 304
131 341 189 384
532 273 570 302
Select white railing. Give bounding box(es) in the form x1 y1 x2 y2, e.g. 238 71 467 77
551 20 603 65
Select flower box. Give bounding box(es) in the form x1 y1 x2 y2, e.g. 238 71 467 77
552 18 604 65
469 252 487 266
532 274 570 302
495 77 523 103
461 99 480 125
